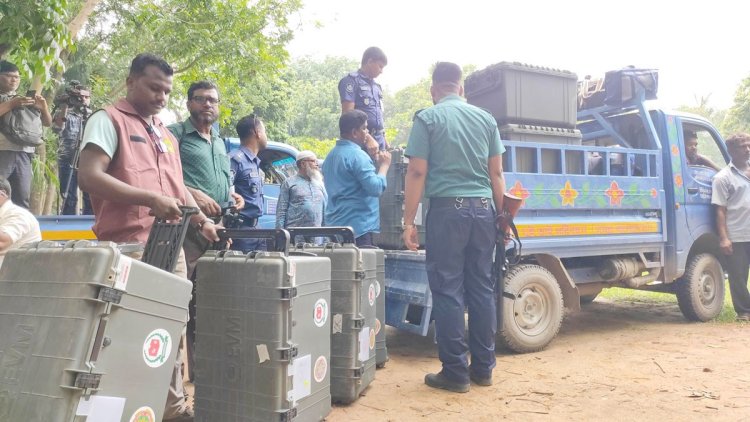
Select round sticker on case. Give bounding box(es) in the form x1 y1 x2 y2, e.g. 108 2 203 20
313 298 328 327
375 280 381 298
375 318 382 335
129 406 155 422
142 329 171 368
369 328 376 350
314 355 328 383
368 284 376 307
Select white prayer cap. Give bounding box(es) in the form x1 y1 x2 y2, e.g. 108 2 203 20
296 150 317 162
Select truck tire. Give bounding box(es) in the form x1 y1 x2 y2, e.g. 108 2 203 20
498 264 564 353
675 253 725 322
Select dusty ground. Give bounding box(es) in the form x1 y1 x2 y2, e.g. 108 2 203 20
326 298 750 422
185 298 749 421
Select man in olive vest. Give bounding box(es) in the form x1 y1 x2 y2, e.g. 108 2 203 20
79 53 219 422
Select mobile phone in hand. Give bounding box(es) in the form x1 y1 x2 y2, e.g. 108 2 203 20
25 90 36 98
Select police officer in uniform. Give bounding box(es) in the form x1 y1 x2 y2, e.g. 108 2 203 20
229 114 266 251
402 62 506 393
339 46 388 155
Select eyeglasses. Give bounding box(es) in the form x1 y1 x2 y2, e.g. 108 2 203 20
191 95 220 105
299 159 317 164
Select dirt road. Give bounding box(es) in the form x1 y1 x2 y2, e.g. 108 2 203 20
328 298 750 421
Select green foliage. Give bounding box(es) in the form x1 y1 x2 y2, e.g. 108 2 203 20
383 76 432 147
77 0 301 137
284 56 358 140
0 0 74 85
284 136 336 159
675 95 726 132
721 74 750 135
383 64 475 147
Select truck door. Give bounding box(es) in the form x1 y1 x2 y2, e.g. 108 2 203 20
677 120 728 236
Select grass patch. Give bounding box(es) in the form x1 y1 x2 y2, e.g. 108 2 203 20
599 283 737 324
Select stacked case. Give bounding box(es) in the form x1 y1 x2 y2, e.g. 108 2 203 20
287 227 378 403
0 241 191 422
465 61 582 146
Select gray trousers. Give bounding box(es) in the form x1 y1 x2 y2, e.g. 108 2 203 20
722 242 750 315
0 151 32 208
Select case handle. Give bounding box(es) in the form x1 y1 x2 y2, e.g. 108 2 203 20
285 226 355 245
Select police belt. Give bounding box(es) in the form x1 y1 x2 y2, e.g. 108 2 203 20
429 197 490 210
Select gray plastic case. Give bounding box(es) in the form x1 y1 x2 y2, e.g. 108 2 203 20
0 240 192 422
286 228 378 404
194 248 332 422
378 148 428 250
373 249 388 368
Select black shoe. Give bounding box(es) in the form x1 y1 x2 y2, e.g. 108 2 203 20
470 372 493 386
424 372 470 393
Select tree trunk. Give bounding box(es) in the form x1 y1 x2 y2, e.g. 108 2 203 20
30 144 47 214
68 0 103 38
43 171 58 215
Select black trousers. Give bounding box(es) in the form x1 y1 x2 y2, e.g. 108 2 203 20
425 197 497 383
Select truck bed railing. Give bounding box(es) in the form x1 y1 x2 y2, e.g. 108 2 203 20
503 141 660 179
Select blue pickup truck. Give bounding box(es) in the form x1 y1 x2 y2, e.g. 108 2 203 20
384 82 730 353
37 139 301 239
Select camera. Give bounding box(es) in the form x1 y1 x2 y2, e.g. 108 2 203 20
53 80 92 116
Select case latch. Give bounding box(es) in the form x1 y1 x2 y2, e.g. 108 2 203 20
352 317 365 329
98 286 123 304
280 346 298 361
279 407 298 422
74 373 102 389
280 287 297 299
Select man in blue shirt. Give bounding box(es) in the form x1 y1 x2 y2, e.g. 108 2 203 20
403 62 506 393
323 110 391 246
339 47 388 155
229 114 266 251
276 150 327 229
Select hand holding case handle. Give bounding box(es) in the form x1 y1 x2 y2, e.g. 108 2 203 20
285 226 356 245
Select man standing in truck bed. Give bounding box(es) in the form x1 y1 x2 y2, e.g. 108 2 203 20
402 62 506 392
712 133 750 322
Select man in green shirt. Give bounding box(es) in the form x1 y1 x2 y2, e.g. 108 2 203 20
168 80 243 381
403 62 506 393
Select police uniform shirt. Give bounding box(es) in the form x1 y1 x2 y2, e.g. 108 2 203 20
229 146 264 221
338 71 386 149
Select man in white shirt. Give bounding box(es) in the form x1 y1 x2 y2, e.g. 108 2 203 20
0 177 41 266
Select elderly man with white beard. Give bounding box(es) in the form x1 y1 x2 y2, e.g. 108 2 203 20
276 150 327 229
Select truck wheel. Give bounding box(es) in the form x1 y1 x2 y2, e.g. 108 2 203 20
498 264 564 353
675 253 725 322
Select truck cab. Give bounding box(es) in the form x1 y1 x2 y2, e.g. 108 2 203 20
384 75 729 354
